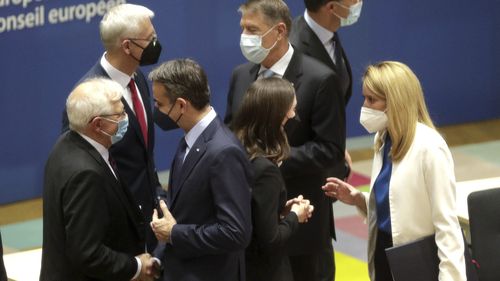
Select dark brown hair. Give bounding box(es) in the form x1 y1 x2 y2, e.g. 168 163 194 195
232 77 295 164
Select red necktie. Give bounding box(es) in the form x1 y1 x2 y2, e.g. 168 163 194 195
128 78 148 147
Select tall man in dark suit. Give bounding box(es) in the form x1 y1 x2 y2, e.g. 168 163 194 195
148 59 253 281
61 4 163 252
224 1 346 280
290 0 364 181
41 78 158 281
0 231 6 281
291 0 362 105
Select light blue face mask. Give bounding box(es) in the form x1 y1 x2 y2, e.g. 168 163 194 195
100 115 129 144
337 1 363 27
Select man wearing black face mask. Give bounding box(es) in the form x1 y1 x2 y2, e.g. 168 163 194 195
60 3 163 253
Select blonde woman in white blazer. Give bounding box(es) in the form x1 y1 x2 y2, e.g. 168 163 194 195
322 61 466 281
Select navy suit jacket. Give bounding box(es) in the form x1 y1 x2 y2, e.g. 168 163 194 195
61 61 160 251
40 131 145 281
225 49 345 254
161 117 252 281
290 16 353 105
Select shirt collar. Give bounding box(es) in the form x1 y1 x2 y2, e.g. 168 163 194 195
100 52 133 88
304 10 334 45
77 132 109 163
259 43 294 77
184 107 217 149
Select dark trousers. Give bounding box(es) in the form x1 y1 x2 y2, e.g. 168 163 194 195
290 240 335 281
0 232 7 281
374 229 393 281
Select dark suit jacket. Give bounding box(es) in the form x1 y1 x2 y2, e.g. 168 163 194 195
62 61 160 251
225 49 345 254
0 232 6 281
290 16 353 105
40 131 145 281
246 157 298 281
161 117 252 281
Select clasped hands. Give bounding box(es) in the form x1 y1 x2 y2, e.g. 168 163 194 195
133 253 161 281
282 195 314 223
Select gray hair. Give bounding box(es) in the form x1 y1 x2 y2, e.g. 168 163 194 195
100 4 154 51
66 78 123 132
239 0 292 35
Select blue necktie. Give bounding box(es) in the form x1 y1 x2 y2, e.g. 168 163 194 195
171 137 187 193
259 69 275 79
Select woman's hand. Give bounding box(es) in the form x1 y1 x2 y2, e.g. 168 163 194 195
322 177 362 206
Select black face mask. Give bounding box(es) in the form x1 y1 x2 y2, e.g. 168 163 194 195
130 38 162 66
154 107 179 131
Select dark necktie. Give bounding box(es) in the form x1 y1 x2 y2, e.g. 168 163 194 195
108 155 119 180
128 78 148 147
332 34 350 99
170 137 187 194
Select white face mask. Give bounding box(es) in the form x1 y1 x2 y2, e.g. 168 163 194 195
240 25 278 64
359 106 387 133
336 1 363 27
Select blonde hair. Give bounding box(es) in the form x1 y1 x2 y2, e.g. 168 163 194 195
363 61 435 162
66 78 123 132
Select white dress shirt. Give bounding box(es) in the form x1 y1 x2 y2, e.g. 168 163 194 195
304 10 336 64
100 53 148 126
258 43 294 78
181 107 217 161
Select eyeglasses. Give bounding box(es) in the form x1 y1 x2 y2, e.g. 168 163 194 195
128 36 157 42
100 111 127 120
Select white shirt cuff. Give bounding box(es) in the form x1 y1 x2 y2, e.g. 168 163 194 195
132 257 142 280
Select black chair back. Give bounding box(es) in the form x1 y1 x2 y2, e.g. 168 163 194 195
468 187 500 281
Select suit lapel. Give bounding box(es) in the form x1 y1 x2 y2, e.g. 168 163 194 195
297 17 335 70
69 131 144 239
169 118 220 208
283 50 303 92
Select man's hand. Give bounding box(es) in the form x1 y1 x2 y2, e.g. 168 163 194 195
134 253 160 281
151 200 177 243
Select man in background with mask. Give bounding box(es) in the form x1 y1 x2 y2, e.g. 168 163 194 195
61 3 163 252
42 78 159 281
289 1 363 277
224 1 345 280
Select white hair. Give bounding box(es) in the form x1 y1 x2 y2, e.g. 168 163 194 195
66 78 123 132
100 4 154 51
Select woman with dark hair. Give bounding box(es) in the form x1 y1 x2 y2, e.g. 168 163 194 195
232 77 314 281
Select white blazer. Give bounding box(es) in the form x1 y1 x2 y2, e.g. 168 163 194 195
360 123 466 281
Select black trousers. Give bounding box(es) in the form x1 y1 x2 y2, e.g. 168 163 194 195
374 229 393 281
0 232 7 281
290 240 335 281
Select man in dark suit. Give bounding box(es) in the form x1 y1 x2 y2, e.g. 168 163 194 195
41 78 158 281
224 1 345 280
61 4 163 252
290 0 364 182
290 0 361 105
148 59 253 281
0 231 6 281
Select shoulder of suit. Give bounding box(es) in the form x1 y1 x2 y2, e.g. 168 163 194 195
297 51 335 77
251 156 279 176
